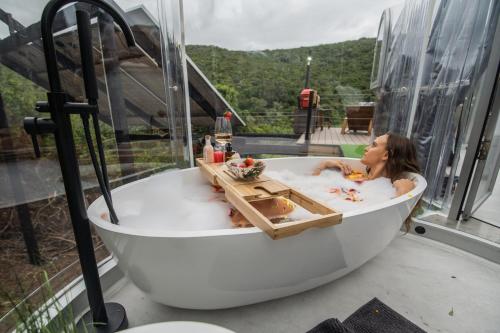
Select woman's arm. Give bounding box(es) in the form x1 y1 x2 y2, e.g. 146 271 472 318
312 160 352 175
393 179 416 196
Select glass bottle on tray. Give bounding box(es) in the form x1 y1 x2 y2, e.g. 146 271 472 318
203 135 214 163
225 143 236 161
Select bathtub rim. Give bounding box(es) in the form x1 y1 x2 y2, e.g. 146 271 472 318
88 156 427 238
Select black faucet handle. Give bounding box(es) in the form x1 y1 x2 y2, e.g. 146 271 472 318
23 116 56 158
35 101 49 113
24 117 41 158
31 134 41 158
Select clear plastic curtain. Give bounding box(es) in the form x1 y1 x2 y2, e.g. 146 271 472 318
158 0 192 168
372 0 432 136
411 0 499 206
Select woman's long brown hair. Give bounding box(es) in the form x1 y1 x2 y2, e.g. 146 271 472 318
385 133 421 232
385 133 420 182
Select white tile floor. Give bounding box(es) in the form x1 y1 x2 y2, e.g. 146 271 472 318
106 234 500 333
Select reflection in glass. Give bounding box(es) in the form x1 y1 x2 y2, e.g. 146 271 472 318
214 116 232 146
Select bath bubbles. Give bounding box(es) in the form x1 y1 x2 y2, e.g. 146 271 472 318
265 169 396 220
116 171 233 231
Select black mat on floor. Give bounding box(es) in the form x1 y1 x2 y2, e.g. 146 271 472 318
307 298 426 333
307 318 354 333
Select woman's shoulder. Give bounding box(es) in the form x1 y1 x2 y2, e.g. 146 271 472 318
392 175 418 196
394 171 419 182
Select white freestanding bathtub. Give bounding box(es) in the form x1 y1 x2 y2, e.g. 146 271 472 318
88 157 426 309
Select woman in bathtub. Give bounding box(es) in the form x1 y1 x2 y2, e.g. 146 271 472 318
231 133 420 227
312 132 420 197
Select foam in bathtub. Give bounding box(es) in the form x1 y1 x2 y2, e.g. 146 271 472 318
111 166 395 233
266 169 396 219
114 171 234 231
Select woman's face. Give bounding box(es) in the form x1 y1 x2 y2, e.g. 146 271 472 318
361 134 389 167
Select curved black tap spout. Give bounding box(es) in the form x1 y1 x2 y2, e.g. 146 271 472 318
41 0 136 92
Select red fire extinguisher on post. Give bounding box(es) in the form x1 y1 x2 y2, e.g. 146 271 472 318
299 88 320 110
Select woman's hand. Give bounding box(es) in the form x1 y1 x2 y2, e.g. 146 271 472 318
337 161 353 175
312 160 352 176
393 179 416 196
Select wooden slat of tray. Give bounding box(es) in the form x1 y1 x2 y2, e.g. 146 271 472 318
273 213 342 239
289 189 333 215
197 159 288 200
197 160 220 185
224 183 276 236
228 183 342 239
234 180 290 201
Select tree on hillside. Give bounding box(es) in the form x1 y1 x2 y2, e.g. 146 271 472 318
215 83 239 109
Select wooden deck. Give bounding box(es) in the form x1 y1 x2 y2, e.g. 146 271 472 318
296 127 372 145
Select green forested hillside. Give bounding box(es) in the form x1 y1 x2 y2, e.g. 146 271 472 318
1 38 375 136
187 38 375 133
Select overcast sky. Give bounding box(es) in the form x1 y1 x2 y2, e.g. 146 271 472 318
182 0 403 50
1 0 403 50
119 0 404 50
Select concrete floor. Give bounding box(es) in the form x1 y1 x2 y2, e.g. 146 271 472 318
106 234 500 333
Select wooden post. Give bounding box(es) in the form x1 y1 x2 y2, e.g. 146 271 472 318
305 90 315 142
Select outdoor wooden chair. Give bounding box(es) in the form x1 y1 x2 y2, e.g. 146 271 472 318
341 105 374 135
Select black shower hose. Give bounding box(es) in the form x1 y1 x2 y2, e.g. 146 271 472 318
81 113 119 224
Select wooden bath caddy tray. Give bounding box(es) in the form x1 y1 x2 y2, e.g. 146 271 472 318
196 158 342 239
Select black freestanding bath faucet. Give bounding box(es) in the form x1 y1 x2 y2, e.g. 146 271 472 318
23 0 135 331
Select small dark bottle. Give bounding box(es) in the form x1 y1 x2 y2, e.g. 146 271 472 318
225 143 236 161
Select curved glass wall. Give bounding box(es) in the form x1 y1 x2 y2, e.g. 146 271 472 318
370 9 391 91
0 0 189 328
183 0 381 159
371 0 433 137
411 0 499 209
